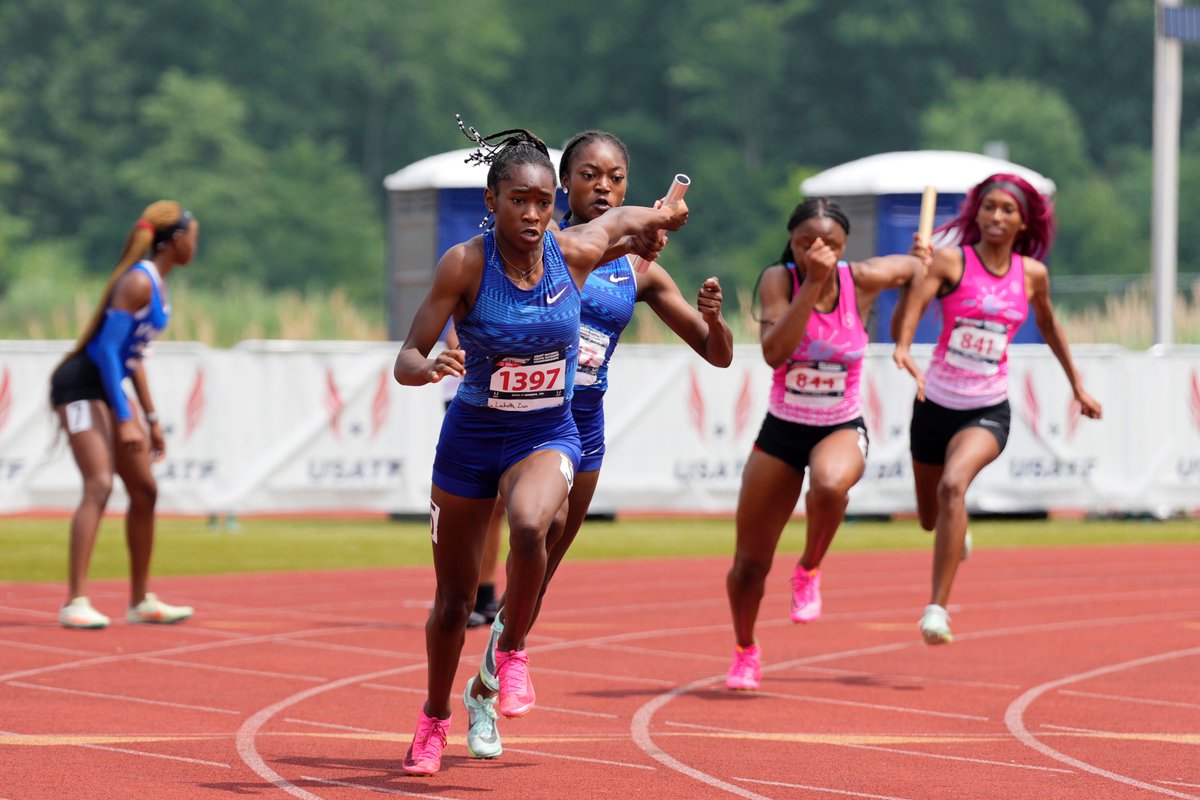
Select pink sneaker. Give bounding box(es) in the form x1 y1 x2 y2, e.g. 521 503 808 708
726 644 761 690
790 565 822 623
402 709 451 776
494 648 535 718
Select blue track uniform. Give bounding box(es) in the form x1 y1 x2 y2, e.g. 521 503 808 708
433 230 583 498
562 219 638 471
51 261 170 420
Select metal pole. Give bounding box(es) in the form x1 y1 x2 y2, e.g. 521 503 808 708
1151 0 1182 346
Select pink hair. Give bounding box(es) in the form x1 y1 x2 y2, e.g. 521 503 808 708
935 172 1056 261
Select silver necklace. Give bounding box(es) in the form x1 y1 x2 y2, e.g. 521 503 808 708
495 240 543 282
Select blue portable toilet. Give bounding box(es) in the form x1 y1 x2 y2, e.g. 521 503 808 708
800 151 1056 344
383 147 567 339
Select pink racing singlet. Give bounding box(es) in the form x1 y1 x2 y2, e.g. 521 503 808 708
768 261 868 426
924 246 1029 410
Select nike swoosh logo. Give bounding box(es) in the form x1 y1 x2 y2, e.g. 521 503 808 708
546 287 568 304
608 274 630 283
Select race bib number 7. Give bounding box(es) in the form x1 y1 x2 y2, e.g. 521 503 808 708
946 318 1008 375
488 349 568 411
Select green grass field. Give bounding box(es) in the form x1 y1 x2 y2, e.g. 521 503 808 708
2 515 1196 583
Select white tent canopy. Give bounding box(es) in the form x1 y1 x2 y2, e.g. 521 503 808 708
801 150 1056 197
384 147 566 191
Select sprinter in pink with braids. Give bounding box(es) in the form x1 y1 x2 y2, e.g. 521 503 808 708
893 173 1102 646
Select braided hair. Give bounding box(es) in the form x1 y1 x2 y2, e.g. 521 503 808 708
750 197 852 321
456 114 554 194
778 198 850 264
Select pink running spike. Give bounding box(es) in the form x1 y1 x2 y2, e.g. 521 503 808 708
495 648 536 718
402 709 451 776
726 644 762 690
790 566 822 623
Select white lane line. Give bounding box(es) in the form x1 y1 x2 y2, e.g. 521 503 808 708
0 728 230 767
502 747 655 770
509 665 678 687
1161 782 1200 789
137 656 327 683
301 775 461 798
75 741 232 768
598 643 728 664
6 680 240 715
721 687 990 722
277 639 423 660
284 718 382 733
792 664 1022 691
1058 689 1200 710
664 720 1073 774
0 638 99 656
1004 645 1200 800
360 682 620 719
734 776 918 800
238 663 426 800
631 608 1200 800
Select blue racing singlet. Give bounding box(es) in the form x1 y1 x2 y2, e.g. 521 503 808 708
84 260 171 420
454 229 581 411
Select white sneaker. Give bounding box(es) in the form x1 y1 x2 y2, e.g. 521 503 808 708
127 593 193 624
462 680 502 758
919 604 953 645
59 597 110 629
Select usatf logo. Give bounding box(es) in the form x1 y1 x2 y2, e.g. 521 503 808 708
1012 372 1095 481
311 366 401 484
324 367 391 440
686 366 753 441
676 366 754 483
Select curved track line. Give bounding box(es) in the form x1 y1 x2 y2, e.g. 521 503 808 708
235 663 425 800
1004 646 1200 800
632 611 1200 798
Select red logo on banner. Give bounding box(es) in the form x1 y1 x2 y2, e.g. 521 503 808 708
371 367 390 438
733 369 753 441
1190 369 1200 434
687 366 754 442
687 368 706 440
185 367 206 440
0 366 10 436
325 368 344 439
863 375 885 444
1022 372 1041 440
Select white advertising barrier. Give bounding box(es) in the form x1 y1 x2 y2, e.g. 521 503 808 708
594 343 1199 518
1 341 1197 517
0 341 442 516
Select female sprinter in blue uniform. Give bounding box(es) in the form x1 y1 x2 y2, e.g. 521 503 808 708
49 201 198 630
392 121 688 776
461 130 733 760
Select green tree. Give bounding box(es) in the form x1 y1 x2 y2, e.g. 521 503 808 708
921 77 1091 186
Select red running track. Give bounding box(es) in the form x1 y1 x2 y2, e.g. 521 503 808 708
1 542 1198 799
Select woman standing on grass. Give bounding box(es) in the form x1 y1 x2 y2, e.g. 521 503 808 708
893 173 1102 645
725 198 922 690
49 201 198 630
460 129 733 759
391 119 687 776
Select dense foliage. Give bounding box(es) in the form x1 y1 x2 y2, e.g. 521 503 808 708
1 0 1198 336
